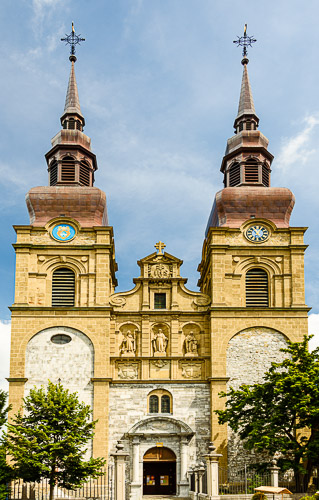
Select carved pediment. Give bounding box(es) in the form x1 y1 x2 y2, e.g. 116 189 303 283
128 416 194 437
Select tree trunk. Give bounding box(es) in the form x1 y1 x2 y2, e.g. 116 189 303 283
49 481 55 500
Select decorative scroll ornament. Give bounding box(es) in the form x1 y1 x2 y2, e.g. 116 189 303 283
110 295 126 307
193 294 211 307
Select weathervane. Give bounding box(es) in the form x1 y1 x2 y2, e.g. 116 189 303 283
61 22 85 61
233 24 256 61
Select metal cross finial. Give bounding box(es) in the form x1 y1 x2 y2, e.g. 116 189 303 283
233 24 257 60
61 22 85 61
155 241 166 255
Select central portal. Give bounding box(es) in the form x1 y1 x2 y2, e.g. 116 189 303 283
143 447 176 495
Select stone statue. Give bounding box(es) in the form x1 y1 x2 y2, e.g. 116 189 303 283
184 331 199 356
120 330 136 355
152 328 168 355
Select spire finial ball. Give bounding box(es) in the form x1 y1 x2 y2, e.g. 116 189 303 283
241 56 249 66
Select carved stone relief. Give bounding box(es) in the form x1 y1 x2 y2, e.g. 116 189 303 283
179 361 203 379
117 362 139 380
150 360 170 379
148 263 172 279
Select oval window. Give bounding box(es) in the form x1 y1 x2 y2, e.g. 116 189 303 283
51 334 72 345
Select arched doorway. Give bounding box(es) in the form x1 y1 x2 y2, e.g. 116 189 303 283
143 447 176 495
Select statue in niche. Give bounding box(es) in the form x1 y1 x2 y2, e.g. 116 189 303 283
152 328 168 356
184 331 199 356
120 330 136 356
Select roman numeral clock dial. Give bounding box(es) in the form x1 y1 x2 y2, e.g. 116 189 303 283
245 224 270 243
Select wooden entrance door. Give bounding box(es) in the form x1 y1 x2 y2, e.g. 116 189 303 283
143 447 176 496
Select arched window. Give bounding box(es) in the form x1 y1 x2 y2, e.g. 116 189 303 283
52 267 75 307
148 390 172 414
61 156 76 182
161 395 171 413
149 395 159 413
229 162 241 187
79 160 91 186
246 268 269 307
49 160 58 186
244 159 259 183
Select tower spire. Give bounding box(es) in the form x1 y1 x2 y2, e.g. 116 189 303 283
60 23 85 130
61 57 85 128
233 25 259 133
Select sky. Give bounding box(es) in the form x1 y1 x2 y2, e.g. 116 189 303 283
0 0 319 391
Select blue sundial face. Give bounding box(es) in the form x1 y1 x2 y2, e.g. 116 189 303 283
245 225 269 243
51 224 76 242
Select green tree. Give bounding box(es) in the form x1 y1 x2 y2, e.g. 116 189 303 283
0 390 13 500
216 336 319 492
5 382 105 500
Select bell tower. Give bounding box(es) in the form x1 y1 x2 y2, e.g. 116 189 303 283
8 25 117 461
198 27 309 463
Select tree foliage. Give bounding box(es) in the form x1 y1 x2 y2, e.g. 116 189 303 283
216 336 319 492
0 390 13 500
5 382 105 500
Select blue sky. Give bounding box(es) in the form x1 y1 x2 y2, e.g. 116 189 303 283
1 0 319 388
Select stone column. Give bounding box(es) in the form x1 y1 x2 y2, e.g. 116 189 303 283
270 461 280 488
179 438 190 496
130 437 142 500
198 463 206 494
111 441 129 500
203 442 222 499
132 438 140 483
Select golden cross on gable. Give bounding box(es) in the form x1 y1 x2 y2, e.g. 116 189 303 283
155 241 166 255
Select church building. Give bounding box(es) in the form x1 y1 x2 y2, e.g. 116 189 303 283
8 28 309 499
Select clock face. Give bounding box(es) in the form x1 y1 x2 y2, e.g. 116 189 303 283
245 224 269 243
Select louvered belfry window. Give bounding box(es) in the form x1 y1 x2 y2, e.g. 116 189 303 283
262 164 270 187
244 159 259 183
229 162 241 186
79 161 91 186
52 268 75 307
49 161 58 186
61 156 76 182
246 268 269 307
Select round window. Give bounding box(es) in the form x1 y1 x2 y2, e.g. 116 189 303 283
51 334 72 345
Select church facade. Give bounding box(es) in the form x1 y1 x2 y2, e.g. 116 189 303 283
8 45 309 499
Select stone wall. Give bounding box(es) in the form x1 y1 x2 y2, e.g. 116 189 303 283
25 326 94 405
226 327 289 468
109 382 210 476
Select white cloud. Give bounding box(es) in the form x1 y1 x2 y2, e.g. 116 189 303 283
309 313 319 351
0 321 10 393
276 115 319 173
32 0 65 27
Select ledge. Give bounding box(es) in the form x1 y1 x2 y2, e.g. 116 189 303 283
6 378 28 383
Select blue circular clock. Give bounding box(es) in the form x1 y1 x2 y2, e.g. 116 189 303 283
51 224 76 242
245 224 269 243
